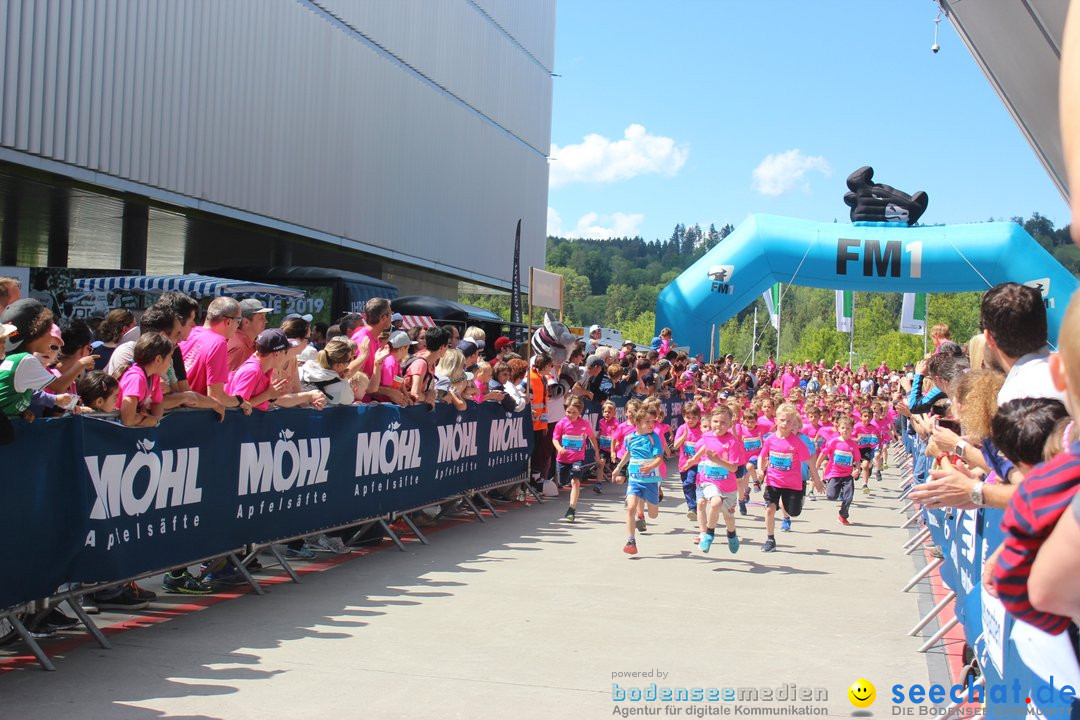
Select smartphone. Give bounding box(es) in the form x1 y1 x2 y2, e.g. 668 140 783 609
936 418 961 434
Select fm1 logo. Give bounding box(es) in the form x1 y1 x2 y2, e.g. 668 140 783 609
836 239 923 278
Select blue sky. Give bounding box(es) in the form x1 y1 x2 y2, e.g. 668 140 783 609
546 1 1070 242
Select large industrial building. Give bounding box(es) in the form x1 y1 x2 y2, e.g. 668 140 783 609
0 0 555 299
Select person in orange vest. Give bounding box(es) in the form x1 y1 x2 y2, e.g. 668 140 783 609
530 352 554 490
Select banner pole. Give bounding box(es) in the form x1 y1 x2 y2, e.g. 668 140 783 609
776 284 782 361
923 294 929 355
752 306 758 367
849 292 855 368
710 324 716 363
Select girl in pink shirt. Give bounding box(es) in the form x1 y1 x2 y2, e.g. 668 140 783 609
739 406 765 492
816 416 859 524
552 396 600 523
758 403 823 551
596 400 619 492
117 333 172 428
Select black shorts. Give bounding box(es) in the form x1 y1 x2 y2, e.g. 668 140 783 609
858 447 877 463
763 484 806 516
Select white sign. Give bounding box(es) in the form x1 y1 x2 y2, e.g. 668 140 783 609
530 267 563 311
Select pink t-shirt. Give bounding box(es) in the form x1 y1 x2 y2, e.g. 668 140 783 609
654 421 671 446
379 354 403 390
553 416 595 464
350 325 379 377
228 355 272 411
820 435 859 480
695 432 739 493
853 421 880 449
781 373 799 397
180 325 230 395
872 417 893 442
740 421 764 458
802 422 824 454
117 364 163 409
675 423 704 471
598 417 619 454
761 433 811 490
612 421 635 459
756 417 776 437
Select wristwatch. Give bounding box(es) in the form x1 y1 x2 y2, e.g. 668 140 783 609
953 439 968 457
969 480 985 507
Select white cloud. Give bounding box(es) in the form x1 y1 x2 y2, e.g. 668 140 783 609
751 149 831 196
549 124 689 188
547 207 644 239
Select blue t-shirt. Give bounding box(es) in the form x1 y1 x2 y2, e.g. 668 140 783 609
625 431 664 483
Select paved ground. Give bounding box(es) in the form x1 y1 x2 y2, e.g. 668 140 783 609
1 459 947 720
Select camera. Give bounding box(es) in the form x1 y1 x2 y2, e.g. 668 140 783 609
931 43 940 53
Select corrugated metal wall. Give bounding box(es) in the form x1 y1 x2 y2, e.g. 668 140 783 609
0 0 554 288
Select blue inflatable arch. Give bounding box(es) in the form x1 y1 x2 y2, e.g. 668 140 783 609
656 214 1079 355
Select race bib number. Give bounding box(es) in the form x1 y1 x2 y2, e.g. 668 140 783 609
683 442 696 457
858 434 876 448
562 435 584 451
743 436 762 451
769 451 793 472
700 463 728 481
628 460 660 482
599 435 612 450
833 450 853 468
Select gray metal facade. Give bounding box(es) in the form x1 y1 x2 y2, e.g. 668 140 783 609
0 0 554 289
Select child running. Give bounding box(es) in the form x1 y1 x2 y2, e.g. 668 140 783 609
595 400 619 494
758 402 824 552
552 395 601 523
672 402 704 521
852 411 880 495
817 415 859 525
612 402 665 555
687 405 742 554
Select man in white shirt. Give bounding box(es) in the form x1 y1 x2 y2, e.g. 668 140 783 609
982 282 1066 404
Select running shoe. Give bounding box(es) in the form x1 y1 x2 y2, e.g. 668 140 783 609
687 510 697 522
286 546 317 560
636 515 647 532
623 538 638 555
128 581 157 601
727 534 740 554
658 487 665 502
837 515 851 526
781 517 792 532
693 534 703 545
80 594 100 615
761 538 777 552
305 533 348 554
564 508 576 523
753 481 762 492
39 607 79 630
808 490 817 501
862 484 870 495
699 534 713 553
162 571 213 595
738 500 747 516
592 484 603 494
875 471 882 483
94 587 150 611
202 565 248 586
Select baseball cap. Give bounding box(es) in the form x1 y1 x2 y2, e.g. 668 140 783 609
457 339 481 357
1 298 47 353
588 324 601 336
239 299 272 319
494 336 513 351
622 340 635 348
284 312 314 323
585 355 605 369
0 322 16 343
689 363 700 372
388 330 417 349
650 336 662 350
391 312 403 324
255 328 295 353
49 323 63 341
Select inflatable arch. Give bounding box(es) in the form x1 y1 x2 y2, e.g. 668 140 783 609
655 214 1079 355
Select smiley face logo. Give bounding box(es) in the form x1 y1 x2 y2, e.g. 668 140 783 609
848 679 876 708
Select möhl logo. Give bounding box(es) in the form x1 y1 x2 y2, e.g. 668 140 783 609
437 416 478 463
86 438 202 520
238 429 331 495
355 420 422 476
489 415 529 453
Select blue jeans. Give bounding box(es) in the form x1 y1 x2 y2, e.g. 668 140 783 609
680 468 698 508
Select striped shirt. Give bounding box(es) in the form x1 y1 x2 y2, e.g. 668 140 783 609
992 445 1080 635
